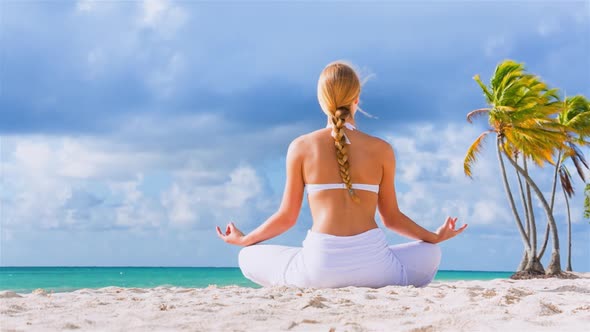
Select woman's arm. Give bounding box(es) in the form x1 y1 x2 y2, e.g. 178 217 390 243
377 142 467 244
217 138 305 246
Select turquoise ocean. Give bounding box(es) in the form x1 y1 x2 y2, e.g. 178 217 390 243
0 267 513 293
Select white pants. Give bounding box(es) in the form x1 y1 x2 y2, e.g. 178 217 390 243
239 228 441 288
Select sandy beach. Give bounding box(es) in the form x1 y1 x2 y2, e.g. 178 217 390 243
1 274 589 332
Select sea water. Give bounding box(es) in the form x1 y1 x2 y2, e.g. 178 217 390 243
0 267 513 293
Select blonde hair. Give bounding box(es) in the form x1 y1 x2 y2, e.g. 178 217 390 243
317 60 362 203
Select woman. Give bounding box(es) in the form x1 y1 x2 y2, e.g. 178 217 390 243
216 60 467 288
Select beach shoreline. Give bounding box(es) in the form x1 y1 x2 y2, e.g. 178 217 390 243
1 274 589 332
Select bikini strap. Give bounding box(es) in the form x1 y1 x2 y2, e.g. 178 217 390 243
326 122 356 144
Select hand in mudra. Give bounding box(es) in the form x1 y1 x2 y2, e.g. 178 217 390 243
216 222 246 246
435 217 467 243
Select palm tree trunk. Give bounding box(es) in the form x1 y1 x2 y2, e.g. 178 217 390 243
515 167 531 273
514 157 543 272
524 159 536 252
538 223 550 259
523 158 543 273
539 150 562 259
517 250 528 272
496 139 530 251
503 150 562 275
565 188 573 272
515 157 531 236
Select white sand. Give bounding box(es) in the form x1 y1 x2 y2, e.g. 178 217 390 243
1 275 589 332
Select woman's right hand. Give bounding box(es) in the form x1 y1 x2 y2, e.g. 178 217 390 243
434 217 467 243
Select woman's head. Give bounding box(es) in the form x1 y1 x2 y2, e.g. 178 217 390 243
317 61 362 203
317 61 361 121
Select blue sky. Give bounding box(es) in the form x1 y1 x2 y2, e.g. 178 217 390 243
1 0 589 272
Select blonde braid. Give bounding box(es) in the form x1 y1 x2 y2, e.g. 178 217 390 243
331 106 360 203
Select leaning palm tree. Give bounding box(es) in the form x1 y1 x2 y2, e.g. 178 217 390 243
464 59 566 275
538 95 590 272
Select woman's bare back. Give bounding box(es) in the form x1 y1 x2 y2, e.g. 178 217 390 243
297 125 390 236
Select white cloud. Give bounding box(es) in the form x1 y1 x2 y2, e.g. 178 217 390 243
2 137 156 230
223 166 264 208
161 183 198 227
0 113 287 232
137 0 188 39
13 140 53 173
161 165 272 229
473 200 510 225
141 0 167 25
76 0 99 12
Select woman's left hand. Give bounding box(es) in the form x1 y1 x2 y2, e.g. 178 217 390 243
216 222 247 246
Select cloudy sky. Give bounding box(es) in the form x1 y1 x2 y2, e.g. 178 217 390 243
1 0 589 272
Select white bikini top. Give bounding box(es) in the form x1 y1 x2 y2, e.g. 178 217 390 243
305 122 380 195
306 183 380 194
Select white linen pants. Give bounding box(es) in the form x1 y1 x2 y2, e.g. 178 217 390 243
239 228 441 288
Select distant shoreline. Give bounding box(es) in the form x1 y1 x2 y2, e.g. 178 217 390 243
0 266 517 272
0 267 573 294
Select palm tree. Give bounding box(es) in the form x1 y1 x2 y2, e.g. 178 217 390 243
464 59 565 275
538 96 590 271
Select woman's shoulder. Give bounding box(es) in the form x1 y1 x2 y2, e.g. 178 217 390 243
286 131 316 155
354 130 394 154
290 129 393 154
291 128 329 144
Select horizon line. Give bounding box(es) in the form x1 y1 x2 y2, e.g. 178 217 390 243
0 266 521 273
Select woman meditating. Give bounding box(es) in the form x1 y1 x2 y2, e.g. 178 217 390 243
216 61 467 288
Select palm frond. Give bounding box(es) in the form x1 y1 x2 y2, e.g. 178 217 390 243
464 130 493 178
565 112 590 135
473 75 493 104
565 95 590 120
574 137 590 147
505 128 559 165
570 153 587 182
491 60 524 91
495 106 516 112
570 142 589 169
559 164 575 198
541 88 561 103
466 108 491 123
